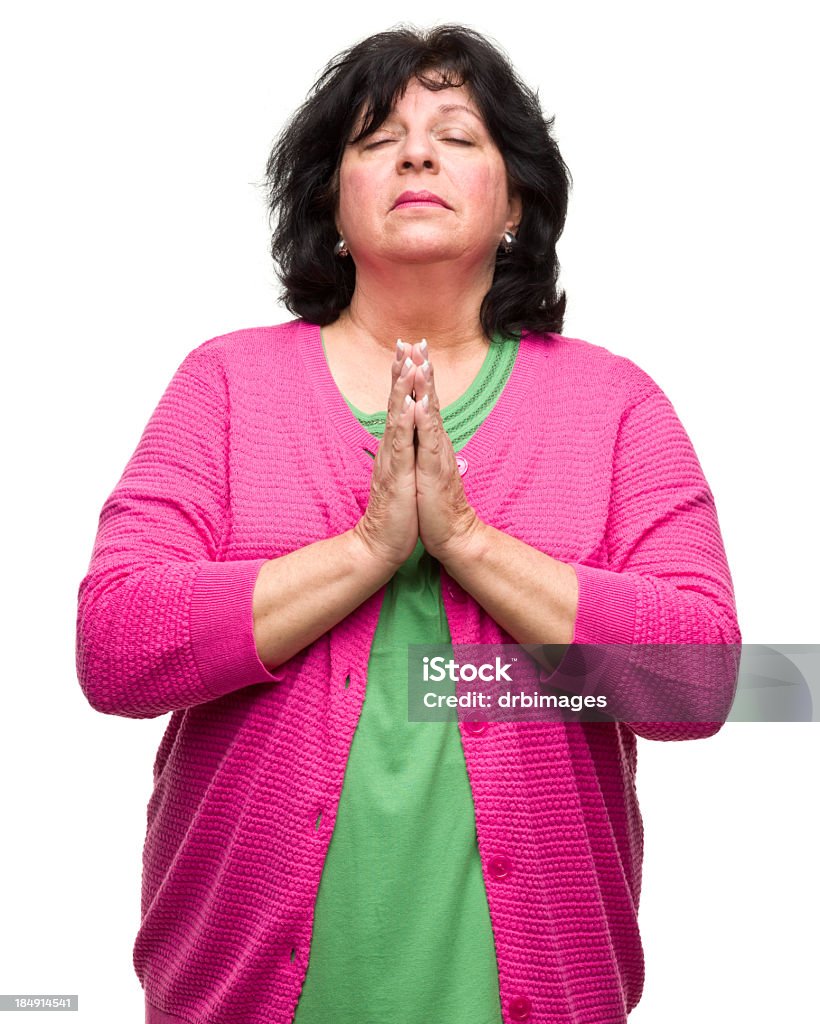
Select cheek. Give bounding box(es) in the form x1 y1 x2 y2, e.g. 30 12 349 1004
339 166 380 224
462 165 508 217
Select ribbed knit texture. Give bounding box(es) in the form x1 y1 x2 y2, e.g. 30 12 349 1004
75 318 741 1024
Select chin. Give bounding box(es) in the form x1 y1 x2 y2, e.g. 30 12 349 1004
379 237 463 264
375 222 456 252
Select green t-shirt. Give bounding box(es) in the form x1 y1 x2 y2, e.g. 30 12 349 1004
292 331 520 1024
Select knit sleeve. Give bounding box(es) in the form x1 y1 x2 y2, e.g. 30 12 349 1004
75 345 283 720
565 378 742 741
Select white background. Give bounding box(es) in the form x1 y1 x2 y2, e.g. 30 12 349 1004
2 2 818 1022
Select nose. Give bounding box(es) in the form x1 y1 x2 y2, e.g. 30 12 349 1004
395 128 438 173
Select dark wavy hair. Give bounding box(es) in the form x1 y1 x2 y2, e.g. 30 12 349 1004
263 23 572 340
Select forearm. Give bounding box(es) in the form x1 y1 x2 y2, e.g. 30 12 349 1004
438 518 740 739
439 519 579 665
253 526 397 670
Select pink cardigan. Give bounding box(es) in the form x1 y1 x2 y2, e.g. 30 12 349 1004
75 318 741 1024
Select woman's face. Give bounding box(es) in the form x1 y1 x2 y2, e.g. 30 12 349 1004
335 78 522 270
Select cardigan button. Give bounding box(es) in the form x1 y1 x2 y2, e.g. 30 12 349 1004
463 719 488 736
455 455 468 475
487 854 512 880
508 995 532 1021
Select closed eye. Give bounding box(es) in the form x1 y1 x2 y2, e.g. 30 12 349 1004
364 138 473 149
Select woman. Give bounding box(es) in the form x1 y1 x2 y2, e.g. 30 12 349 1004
75 23 742 1024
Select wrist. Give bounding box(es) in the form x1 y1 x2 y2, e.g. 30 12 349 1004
436 514 491 573
348 522 404 580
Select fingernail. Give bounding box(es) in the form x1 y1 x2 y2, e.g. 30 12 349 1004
420 338 428 355
421 394 429 411
421 360 430 379
400 356 413 377
404 394 413 409
396 339 404 360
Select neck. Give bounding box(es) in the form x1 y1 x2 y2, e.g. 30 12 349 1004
336 258 495 361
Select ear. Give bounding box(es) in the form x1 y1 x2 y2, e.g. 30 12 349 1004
506 188 523 234
329 165 342 234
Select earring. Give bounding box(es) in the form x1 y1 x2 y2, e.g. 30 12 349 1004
333 236 349 258
499 230 517 254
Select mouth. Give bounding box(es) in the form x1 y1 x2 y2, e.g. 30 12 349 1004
391 190 452 211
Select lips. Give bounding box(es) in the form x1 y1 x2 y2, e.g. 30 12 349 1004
392 190 451 210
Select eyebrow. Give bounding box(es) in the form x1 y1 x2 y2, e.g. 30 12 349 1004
435 103 482 120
